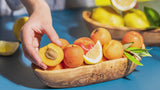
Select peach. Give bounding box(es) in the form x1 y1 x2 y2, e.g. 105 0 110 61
103 40 124 60
39 43 64 67
63 44 84 68
122 31 143 48
90 28 112 46
47 63 64 70
73 37 95 54
59 38 70 49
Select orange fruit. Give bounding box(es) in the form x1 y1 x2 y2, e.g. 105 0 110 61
90 28 112 46
122 31 143 48
103 40 124 60
63 44 84 68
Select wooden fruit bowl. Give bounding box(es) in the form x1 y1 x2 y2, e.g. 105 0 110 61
32 57 140 88
82 11 160 46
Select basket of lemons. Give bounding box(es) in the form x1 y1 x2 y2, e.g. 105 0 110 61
82 0 160 46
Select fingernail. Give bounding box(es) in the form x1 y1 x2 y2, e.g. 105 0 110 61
40 63 47 70
57 40 62 46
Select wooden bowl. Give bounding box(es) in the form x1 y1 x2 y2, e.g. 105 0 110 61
82 11 160 46
32 57 140 88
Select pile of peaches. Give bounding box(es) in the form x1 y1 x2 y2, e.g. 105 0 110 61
38 28 143 70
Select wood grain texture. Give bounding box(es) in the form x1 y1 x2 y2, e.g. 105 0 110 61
32 57 140 88
82 11 160 46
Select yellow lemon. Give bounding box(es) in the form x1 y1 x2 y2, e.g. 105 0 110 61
91 6 124 27
123 9 150 28
111 0 137 11
13 16 29 42
0 41 19 56
95 0 150 6
83 40 103 65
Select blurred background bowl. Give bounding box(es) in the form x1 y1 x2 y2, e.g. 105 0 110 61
82 11 160 46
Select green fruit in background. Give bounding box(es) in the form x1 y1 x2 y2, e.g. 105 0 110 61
144 6 160 27
123 9 150 29
91 6 124 27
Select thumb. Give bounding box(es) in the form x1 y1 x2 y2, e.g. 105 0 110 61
44 26 62 46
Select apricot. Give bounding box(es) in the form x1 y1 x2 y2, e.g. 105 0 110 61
59 38 70 49
73 37 95 54
63 44 84 68
47 63 64 70
90 28 111 46
62 61 85 69
103 40 124 60
39 43 64 66
122 31 143 48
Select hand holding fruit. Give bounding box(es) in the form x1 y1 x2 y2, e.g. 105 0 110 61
20 0 62 69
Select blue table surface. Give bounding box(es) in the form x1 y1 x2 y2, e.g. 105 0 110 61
0 8 160 90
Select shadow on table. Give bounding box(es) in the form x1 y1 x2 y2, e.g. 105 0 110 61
0 47 49 89
0 16 49 89
149 47 160 61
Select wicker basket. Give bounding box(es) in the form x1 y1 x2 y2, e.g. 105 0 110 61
82 11 160 46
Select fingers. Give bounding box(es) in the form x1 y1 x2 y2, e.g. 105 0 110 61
44 26 62 46
20 24 61 70
20 26 47 69
23 46 47 69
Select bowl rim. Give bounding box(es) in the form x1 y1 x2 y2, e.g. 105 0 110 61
82 11 160 32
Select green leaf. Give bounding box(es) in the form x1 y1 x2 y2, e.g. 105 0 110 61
125 47 139 51
123 42 134 50
136 52 152 57
124 51 143 66
144 6 160 27
129 51 142 60
130 48 151 53
126 48 152 57
146 26 159 30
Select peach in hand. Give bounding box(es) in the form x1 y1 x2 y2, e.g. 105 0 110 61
73 37 95 54
39 43 64 67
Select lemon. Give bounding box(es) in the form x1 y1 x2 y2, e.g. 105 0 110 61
13 16 29 42
91 6 124 27
123 9 150 28
83 41 103 64
111 0 137 11
0 41 19 56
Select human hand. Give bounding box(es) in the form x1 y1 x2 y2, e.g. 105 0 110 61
20 1 62 69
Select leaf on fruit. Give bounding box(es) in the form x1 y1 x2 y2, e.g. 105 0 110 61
124 46 152 66
125 47 138 51
124 51 143 66
123 42 134 50
125 47 152 57
128 51 142 60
